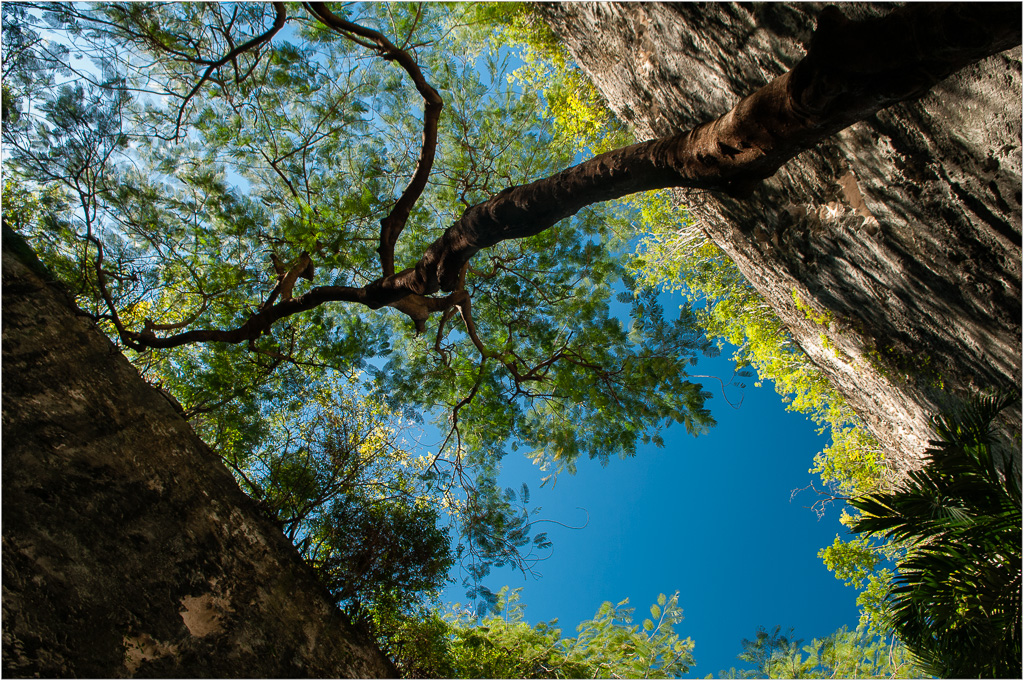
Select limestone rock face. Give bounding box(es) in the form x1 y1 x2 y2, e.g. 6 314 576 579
1 241 397 678
542 2 1022 469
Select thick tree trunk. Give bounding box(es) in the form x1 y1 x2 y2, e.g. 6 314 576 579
1 235 397 677
541 2 1022 470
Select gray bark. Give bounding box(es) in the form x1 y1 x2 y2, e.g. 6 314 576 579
1 234 397 678
541 2 1022 470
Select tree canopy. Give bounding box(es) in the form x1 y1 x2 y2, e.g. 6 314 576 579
5 0 1016 492
2 0 717 622
372 587 695 678
3 2 1020 675
2 1 718 475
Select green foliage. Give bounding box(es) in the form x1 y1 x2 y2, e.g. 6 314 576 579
2 178 69 280
183 366 453 627
4 0 717 497
801 624 924 679
2 3 70 131
448 475 554 618
816 511 908 633
630 215 887 500
850 393 1022 678
443 588 695 678
370 606 455 678
462 3 633 156
0 3 729 622
718 623 926 679
351 587 696 678
734 625 810 679
310 497 453 620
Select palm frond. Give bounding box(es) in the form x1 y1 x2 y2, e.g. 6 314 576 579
849 392 1021 678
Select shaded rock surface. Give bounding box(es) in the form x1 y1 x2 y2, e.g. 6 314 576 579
1 237 397 678
542 2 1022 470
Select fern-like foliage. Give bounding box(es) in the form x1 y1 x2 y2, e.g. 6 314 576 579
851 394 1021 678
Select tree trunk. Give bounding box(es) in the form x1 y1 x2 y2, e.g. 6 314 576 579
1 233 397 677
541 2 1022 471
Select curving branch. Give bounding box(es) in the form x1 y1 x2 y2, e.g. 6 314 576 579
170 3 288 140
302 2 444 277
262 251 314 310
380 2 1022 297
106 2 1020 353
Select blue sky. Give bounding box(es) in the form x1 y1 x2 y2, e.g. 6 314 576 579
28 7 863 673
442 289 862 676
431 27 862 678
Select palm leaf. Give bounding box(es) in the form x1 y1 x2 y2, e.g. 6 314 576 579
849 393 1021 678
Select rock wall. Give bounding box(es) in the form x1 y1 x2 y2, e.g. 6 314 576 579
541 2 1022 470
1 235 397 678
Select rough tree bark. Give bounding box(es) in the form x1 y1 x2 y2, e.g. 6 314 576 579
540 2 1022 471
1 233 397 677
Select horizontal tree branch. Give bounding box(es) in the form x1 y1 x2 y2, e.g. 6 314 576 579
117 2 1021 350
384 2 1021 296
